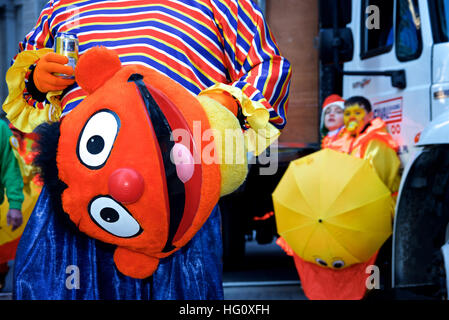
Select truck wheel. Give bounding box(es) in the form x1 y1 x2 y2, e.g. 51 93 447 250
393 145 449 299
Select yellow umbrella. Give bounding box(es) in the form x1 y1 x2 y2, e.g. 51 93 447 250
273 148 393 269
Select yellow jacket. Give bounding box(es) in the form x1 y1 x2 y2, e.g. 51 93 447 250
327 118 401 217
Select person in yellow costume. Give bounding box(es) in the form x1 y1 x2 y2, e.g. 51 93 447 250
327 96 401 197
277 95 401 300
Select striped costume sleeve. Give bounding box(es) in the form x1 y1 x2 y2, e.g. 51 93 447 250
210 0 292 130
2 1 62 132
18 0 56 52
10 0 56 111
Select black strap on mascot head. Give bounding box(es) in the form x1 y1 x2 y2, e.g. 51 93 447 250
128 73 185 253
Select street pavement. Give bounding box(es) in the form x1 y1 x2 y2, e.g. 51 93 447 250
223 238 307 300
0 239 306 300
0 260 13 300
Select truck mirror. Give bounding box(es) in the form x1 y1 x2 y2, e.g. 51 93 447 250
319 0 352 28
319 28 354 65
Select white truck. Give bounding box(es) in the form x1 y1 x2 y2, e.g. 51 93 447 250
319 0 449 299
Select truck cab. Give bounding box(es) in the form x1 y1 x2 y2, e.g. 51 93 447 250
344 0 429 166
320 0 449 299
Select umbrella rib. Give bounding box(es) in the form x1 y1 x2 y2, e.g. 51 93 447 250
275 201 315 220
324 219 392 234
319 159 365 214
297 223 320 258
325 191 391 219
320 223 364 262
321 168 388 218
291 174 321 217
321 225 351 262
281 221 318 235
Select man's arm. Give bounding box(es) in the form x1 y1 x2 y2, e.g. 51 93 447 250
209 0 292 130
364 139 401 194
0 122 24 230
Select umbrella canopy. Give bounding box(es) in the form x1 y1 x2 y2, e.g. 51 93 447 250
273 148 393 269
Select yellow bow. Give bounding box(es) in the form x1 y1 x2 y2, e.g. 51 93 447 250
200 83 280 156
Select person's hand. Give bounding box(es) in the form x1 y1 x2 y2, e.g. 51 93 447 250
33 52 75 93
6 209 23 231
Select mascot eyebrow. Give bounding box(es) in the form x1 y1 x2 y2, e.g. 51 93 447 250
128 73 185 252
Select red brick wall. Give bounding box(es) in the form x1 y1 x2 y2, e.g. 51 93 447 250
266 0 319 144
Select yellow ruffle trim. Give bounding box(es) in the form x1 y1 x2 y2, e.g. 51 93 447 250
2 48 63 133
199 83 280 156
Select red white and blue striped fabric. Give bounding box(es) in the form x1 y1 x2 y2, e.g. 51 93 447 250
18 0 291 129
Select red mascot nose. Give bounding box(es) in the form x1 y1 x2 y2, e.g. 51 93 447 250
108 168 145 204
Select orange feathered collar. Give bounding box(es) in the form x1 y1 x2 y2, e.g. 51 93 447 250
351 118 399 154
326 118 398 156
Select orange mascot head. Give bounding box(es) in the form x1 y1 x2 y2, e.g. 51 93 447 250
35 46 249 279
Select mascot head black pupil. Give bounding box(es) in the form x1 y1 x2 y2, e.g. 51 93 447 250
87 135 105 154
100 207 120 223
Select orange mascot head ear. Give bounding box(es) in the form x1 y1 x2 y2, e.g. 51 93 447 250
74 46 122 94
